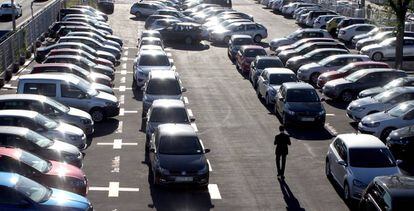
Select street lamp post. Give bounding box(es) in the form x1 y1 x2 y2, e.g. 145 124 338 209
11 0 16 31
31 1 34 18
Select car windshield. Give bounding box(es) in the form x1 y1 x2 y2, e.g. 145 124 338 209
139 54 170 66
14 175 51 203
269 74 297 85
286 89 319 102
257 59 282 69
17 150 51 173
45 98 70 113
384 78 404 89
26 131 54 148
158 135 203 155
35 114 58 129
146 79 181 95
233 38 253 45
75 77 98 96
387 102 414 117
349 148 396 168
287 30 301 39
149 108 189 123
318 57 337 66
373 90 401 103
244 49 266 57
345 71 366 82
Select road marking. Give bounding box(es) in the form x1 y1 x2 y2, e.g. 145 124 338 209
123 51 129 56
122 63 127 69
120 95 125 104
187 108 193 117
2 84 17 89
113 86 132 92
89 182 139 197
207 159 212 172
116 121 123 133
326 113 335 116
166 52 172 58
183 97 189 104
121 57 128 61
117 70 133 75
303 142 316 157
111 156 120 173
208 184 221 200
120 77 126 84
325 123 338 136
191 123 198 132
97 139 138 149
119 108 138 116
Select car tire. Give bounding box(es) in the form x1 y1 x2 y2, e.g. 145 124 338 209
132 77 137 88
90 108 105 123
310 72 320 85
185 36 193 45
223 36 230 44
372 52 383 61
256 87 262 98
254 35 262 43
340 90 354 102
343 182 351 202
380 127 396 141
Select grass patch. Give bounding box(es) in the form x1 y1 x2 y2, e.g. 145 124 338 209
64 0 98 8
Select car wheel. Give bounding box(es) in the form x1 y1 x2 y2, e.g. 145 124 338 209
325 158 332 178
90 108 105 123
132 77 137 88
372 52 383 61
135 11 142 17
340 90 354 102
223 36 230 44
254 34 262 43
265 94 271 105
380 127 396 141
310 72 320 85
184 36 193 45
343 182 351 202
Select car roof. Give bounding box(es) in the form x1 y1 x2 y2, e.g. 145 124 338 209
374 176 414 196
240 45 264 50
0 94 48 102
325 54 368 59
139 45 164 51
231 34 252 40
0 126 30 136
149 70 176 79
158 123 197 137
142 30 161 34
19 72 83 83
298 28 328 33
356 68 399 74
349 61 389 67
283 82 314 90
344 23 375 29
152 99 185 108
0 109 39 118
0 172 24 188
45 55 83 60
309 48 348 53
0 147 24 160
256 56 280 60
264 68 295 75
139 49 167 56
336 133 386 148
141 37 162 41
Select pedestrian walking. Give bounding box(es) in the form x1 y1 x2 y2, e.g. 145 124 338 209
274 126 291 179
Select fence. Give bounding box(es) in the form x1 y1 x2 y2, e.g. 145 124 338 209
0 0 62 86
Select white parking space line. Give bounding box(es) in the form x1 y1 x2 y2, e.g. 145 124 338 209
123 51 129 56
122 63 127 69
113 86 132 92
120 77 126 84
325 123 338 136
120 95 125 105
2 84 17 90
326 114 335 116
117 70 133 75
207 159 212 172
89 182 139 197
119 108 138 116
121 57 128 61
111 156 120 173
96 139 138 149
191 123 198 132
183 97 189 104
116 121 123 133
166 52 172 58
208 184 222 200
187 109 193 117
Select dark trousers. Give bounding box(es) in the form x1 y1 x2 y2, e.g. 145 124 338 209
276 153 287 176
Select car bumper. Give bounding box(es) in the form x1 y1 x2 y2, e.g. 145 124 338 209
156 172 209 186
357 124 379 136
346 110 364 122
104 105 120 117
284 113 325 126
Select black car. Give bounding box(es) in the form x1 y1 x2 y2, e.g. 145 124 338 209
322 69 407 102
359 175 414 211
158 23 204 44
249 56 284 87
359 76 414 98
48 21 93 38
285 48 349 72
227 35 254 61
386 125 414 160
275 82 325 127
149 124 210 187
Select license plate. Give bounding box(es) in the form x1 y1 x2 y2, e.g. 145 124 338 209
301 117 315 121
175 177 193 182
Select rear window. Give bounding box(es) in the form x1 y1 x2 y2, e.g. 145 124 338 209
149 107 189 123
257 59 283 69
139 54 170 66
146 79 181 95
286 89 319 102
158 135 202 155
244 49 267 57
269 74 298 85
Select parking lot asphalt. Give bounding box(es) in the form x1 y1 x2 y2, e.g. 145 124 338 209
2 0 409 210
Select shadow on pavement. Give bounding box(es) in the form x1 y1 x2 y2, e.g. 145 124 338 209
325 99 349 110
165 42 210 51
326 176 358 211
285 126 333 141
277 178 305 211
133 87 143 101
129 16 146 21
398 160 414 176
92 118 119 138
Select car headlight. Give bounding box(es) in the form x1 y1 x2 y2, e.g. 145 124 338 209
105 102 117 107
81 118 92 125
197 165 208 174
353 179 367 188
286 110 295 115
319 110 325 116
365 122 380 128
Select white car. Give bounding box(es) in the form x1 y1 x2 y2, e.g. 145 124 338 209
297 54 370 85
0 2 22 18
269 28 331 51
360 37 414 61
337 24 377 42
209 22 267 43
347 87 414 121
358 100 414 139
326 133 400 201
153 9 195 22
133 50 174 87
313 15 340 29
256 68 298 105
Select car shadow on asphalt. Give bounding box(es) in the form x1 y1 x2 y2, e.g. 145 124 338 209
165 42 210 51
133 87 143 101
92 118 119 138
129 16 146 21
277 178 305 211
325 99 349 110
326 176 358 211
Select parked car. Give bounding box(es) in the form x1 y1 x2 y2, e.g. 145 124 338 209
149 124 210 187
323 68 406 102
61 13 107 23
148 18 182 30
0 126 83 168
274 37 337 55
130 2 173 17
138 37 164 49
269 28 331 51
326 16 345 36
325 133 400 201
0 2 22 18
297 54 370 85
0 94 94 135
313 15 340 29
249 56 284 88
359 175 414 210
286 48 349 72
17 73 120 122
139 30 163 40
359 76 414 98
157 22 204 44
63 17 113 34
352 26 395 47
386 125 414 160
317 61 390 88
360 37 414 61
0 172 93 210
141 71 186 117
60 8 107 21
46 48 114 69
133 50 174 87
235 45 267 75
0 110 86 149
71 5 108 20
305 10 338 27
337 24 377 43
58 36 121 59
227 35 253 61
145 99 194 141
355 31 414 51
359 100 414 139
0 147 87 196
48 21 100 38
67 31 122 51
275 82 326 127
256 68 298 106
153 9 195 22
347 87 414 121
209 22 268 43
336 17 367 36
54 25 122 46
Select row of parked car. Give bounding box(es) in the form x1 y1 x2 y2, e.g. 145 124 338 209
0 5 123 210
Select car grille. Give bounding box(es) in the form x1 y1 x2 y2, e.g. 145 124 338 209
169 170 198 176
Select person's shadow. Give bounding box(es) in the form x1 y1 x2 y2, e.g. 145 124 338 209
278 178 305 211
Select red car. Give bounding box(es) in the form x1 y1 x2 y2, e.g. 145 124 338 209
0 147 88 196
317 61 390 88
235 45 267 75
47 48 114 69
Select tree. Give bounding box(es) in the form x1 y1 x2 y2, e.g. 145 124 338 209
388 0 412 69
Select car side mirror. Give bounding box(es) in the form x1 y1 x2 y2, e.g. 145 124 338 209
264 80 269 84
181 87 187 92
396 159 403 166
337 160 347 167
204 149 211 153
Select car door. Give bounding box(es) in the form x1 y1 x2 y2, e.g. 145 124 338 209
275 86 286 114
246 24 257 37
149 131 159 170
258 71 268 96
336 140 348 184
383 40 396 58
58 83 90 111
355 73 380 92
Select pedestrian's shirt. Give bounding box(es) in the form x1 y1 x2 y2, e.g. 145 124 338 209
274 133 291 155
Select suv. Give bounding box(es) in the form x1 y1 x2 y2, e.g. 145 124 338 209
158 23 204 44
210 22 267 43
130 2 170 17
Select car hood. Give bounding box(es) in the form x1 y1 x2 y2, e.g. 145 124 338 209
325 78 351 87
287 55 304 63
96 57 114 67
158 154 206 172
270 38 290 46
90 72 112 82
94 64 115 72
91 83 113 94
358 37 375 44
359 87 385 98
95 91 118 103
56 122 84 136
67 107 92 121
362 43 382 51
139 66 172 74
48 140 81 156
350 97 380 108
298 62 322 71
350 166 400 185
361 111 393 123
48 160 85 180
389 126 414 139
96 50 115 58
286 102 323 112
43 188 90 208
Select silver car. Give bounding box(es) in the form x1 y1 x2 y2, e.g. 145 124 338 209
67 32 122 51
360 37 414 61
17 73 120 122
269 28 331 51
0 110 87 150
133 50 174 87
209 22 268 43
